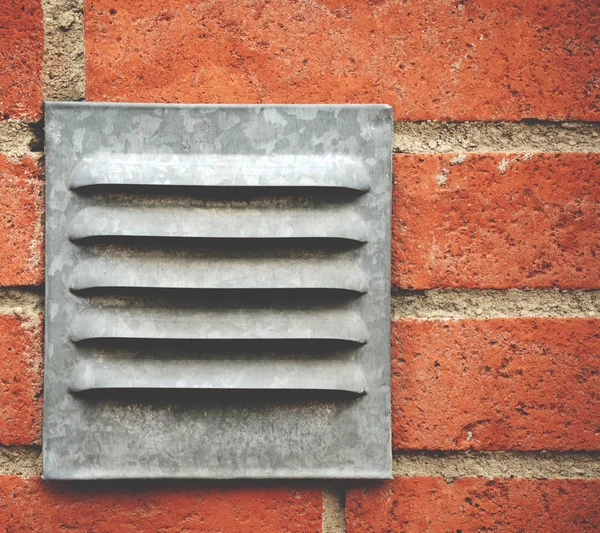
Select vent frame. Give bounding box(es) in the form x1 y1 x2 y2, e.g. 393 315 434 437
43 102 393 480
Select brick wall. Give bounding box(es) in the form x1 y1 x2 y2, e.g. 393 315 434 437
1 0 599 531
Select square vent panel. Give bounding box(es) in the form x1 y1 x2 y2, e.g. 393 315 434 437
44 102 393 479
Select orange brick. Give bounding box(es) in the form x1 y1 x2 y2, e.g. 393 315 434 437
0 0 44 120
0 312 43 445
0 155 44 286
392 319 600 451
85 0 600 121
0 477 322 532
392 153 600 289
347 477 600 533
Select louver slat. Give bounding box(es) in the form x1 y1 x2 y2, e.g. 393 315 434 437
70 308 369 344
69 359 368 395
69 257 368 293
68 206 368 242
70 154 371 191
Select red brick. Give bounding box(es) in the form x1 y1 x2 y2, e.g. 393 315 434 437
0 155 44 286
346 477 600 533
0 477 322 532
85 0 599 121
392 319 600 451
0 312 43 445
0 0 44 121
392 153 600 289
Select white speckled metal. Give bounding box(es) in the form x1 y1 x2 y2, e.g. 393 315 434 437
43 102 393 480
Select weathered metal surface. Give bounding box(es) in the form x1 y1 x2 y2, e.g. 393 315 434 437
70 308 369 343
70 256 368 292
68 206 369 241
44 102 393 480
69 358 368 394
71 153 371 191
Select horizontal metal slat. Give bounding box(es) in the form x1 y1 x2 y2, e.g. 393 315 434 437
70 154 371 192
69 256 367 293
69 358 367 395
68 207 368 242
70 308 368 344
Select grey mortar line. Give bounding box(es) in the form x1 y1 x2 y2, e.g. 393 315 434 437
392 289 600 320
393 120 600 153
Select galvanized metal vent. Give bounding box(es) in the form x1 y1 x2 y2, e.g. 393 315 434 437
44 103 393 480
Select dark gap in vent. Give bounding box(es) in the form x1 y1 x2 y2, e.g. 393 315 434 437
75 184 364 207
74 388 363 403
72 236 366 250
81 241 362 258
76 338 365 354
75 288 364 306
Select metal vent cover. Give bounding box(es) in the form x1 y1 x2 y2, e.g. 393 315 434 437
44 102 392 480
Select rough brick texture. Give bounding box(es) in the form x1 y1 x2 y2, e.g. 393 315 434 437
346 477 600 533
392 318 600 451
0 0 44 121
84 0 599 121
0 313 42 445
0 155 44 286
392 153 600 289
1 3 598 530
0 477 322 532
